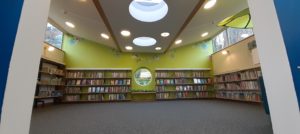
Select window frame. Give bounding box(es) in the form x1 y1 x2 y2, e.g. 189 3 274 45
44 22 64 50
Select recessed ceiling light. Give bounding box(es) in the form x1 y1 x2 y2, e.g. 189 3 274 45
121 30 131 37
129 0 168 22
100 33 109 39
204 0 217 10
125 46 133 50
241 34 249 38
79 0 87 2
65 21 75 28
201 32 209 37
155 47 162 50
48 46 55 52
161 32 170 37
175 39 182 45
133 37 157 46
222 50 229 55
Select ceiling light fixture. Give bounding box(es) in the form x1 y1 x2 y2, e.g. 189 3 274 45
155 47 162 50
125 46 133 50
241 34 249 38
129 0 168 22
175 39 182 45
204 0 217 10
121 30 131 37
161 32 170 37
221 50 229 55
65 21 75 28
79 0 87 2
201 32 209 37
133 37 157 46
101 33 110 39
48 46 55 52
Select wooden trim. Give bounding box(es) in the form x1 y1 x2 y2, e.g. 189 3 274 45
92 0 121 51
164 0 205 53
155 68 211 71
66 68 131 71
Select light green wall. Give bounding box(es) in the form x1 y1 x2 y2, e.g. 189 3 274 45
63 35 213 91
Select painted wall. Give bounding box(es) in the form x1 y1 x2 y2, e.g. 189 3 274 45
43 43 65 64
273 0 300 107
63 35 213 91
0 0 24 116
211 36 259 75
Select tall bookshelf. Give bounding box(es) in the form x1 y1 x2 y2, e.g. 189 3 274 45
64 69 132 102
34 58 65 106
155 68 214 100
214 67 262 103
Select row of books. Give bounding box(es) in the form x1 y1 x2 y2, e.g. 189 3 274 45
216 91 261 102
215 81 259 90
156 72 170 78
110 72 129 78
240 70 261 80
38 78 64 85
108 94 127 100
214 69 261 83
67 71 104 78
192 72 209 77
224 74 240 82
156 72 209 78
37 86 55 97
66 79 131 86
156 92 210 99
41 66 64 76
65 87 81 93
193 78 211 84
88 94 103 101
174 72 189 77
176 85 209 91
88 87 130 93
156 93 170 99
66 79 104 86
176 92 210 98
156 79 175 84
65 95 80 101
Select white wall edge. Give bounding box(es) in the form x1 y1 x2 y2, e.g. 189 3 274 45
0 0 51 134
248 0 300 134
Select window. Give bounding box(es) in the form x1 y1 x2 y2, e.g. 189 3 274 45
212 28 254 52
212 30 229 52
227 28 254 45
44 23 63 49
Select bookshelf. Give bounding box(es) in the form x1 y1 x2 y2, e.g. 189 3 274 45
34 58 65 106
214 67 262 103
64 68 132 102
155 68 214 100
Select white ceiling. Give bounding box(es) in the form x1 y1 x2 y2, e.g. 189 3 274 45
48 0 249 52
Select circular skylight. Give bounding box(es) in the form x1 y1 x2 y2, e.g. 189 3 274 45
129 0 168 22
133 37 157 46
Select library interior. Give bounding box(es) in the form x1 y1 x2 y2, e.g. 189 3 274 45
1 0 300 134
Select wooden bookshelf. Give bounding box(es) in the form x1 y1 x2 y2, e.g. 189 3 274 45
34 58 65 107
214 67 262 103
155 68 215 100
64 69 132 102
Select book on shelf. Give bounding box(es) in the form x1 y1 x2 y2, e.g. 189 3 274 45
216 91 261 102
65 95 80 101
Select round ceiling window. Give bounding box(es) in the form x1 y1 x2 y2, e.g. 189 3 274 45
133 37 157 46
134 68 152 86
129 0 168 22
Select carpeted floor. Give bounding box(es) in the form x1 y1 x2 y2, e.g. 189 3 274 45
29 100 273 134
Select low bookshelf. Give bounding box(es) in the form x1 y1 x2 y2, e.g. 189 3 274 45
34 58 65 106
64 68 132 103
155 68 215 100
214 67 262 103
